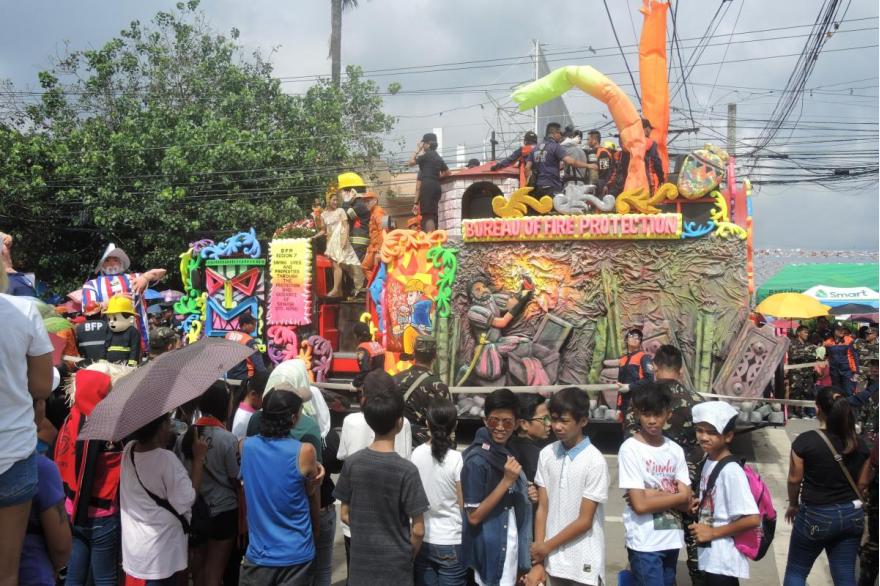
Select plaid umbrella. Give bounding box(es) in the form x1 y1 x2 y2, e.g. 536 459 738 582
80 337 254 441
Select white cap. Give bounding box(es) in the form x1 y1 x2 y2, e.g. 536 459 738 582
692 401 739 434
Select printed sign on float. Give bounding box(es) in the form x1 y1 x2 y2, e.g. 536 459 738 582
268 238 312 326
462 214 683 243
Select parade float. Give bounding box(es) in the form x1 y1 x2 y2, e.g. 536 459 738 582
171 1 789 425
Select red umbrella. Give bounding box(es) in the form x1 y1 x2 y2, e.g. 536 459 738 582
80 337 254 441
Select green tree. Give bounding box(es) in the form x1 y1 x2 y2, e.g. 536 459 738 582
0 0 394 293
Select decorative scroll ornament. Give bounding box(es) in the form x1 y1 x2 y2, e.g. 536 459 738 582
491 186 554 218
709 192 748 240
553 183 616 214
615 183 679 214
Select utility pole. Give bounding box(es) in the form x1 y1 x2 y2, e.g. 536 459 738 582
727 102 737 157
490 131 498 161
534 39 540 135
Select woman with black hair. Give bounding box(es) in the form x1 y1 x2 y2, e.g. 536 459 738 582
784 386 873 585
410 400 466 586
408 133 450 232
239 389 320 585
176 382 239 586
120 413 207 585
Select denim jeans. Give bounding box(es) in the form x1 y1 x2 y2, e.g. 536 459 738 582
627 548 679 586
415 543 467 586
66 514 121 586
0 451 37 507
783 501 864 586
312 506 336 586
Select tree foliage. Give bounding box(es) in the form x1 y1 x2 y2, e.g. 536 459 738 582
0 0 394 293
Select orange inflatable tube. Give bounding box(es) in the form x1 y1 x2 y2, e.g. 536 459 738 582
639 0 670 173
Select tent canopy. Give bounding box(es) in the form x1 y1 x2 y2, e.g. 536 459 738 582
756 263 879 304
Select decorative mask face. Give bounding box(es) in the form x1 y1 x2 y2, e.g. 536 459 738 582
101 256 124 276
107 312 135 333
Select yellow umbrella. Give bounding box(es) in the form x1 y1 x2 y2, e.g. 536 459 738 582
754 292 831 319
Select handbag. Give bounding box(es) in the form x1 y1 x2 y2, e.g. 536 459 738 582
129 449 191 533
815 429 863 501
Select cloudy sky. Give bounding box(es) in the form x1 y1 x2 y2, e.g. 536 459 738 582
2 0 877 250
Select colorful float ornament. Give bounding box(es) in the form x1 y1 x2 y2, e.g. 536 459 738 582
709 192 748 240
615 183 679 214
492 187 554 218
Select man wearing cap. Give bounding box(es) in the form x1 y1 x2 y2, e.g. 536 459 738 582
81 243 166 349
491 130 539 188
392 336 451 446
408 133 450 232
75 301 110 364
148 326 179 359
616 328 655 418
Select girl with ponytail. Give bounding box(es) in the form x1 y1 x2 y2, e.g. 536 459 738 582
409 400 466 584
783 386 872 585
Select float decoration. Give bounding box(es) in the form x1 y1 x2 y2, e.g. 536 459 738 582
615 183 679 214
491 187 554 218
639 0 671 172
463 213 683 243
553 183 616 214
677 145 728 199
709 192 748 240
199 228 261 260
267 238 312 326
426 245 459 319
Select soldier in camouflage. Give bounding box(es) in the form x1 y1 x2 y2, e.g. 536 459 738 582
858 358 878 586
788 326 818 417
854 326 878 384
392 335 452 446
623 345 706 585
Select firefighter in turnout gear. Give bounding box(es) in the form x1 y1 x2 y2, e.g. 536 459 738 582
824 323 859 395
104 295 142 366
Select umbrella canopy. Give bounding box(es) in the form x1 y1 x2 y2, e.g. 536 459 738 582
159 289 184 303
769 319 800 330
143 289 163 301
829 303 878 316
851 313 879 324
80 337 253 441
754 292 831 319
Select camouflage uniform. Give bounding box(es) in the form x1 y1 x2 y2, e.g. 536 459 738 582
854 337 878 382
625 379 706 584
392 364 452 447
859 382 878 586
787 338 818 402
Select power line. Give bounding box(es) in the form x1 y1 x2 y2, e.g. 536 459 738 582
602 0 642 106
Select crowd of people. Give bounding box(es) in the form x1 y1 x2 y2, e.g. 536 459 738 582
492 120 665 198
1 229 878 586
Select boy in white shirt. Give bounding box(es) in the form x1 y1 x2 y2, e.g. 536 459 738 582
689 402 760 585
618 383 692 586
528 387 609 586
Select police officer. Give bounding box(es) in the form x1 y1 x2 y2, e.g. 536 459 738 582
392 336 452 447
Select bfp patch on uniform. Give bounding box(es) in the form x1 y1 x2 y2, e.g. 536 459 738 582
482 443 491 450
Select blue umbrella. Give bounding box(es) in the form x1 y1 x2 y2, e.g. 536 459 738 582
143 288 163 301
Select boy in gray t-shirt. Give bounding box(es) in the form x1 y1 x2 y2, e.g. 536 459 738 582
334 386 429 586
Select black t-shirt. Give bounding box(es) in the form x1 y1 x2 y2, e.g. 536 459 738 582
792 430 869 505
416 149 449 185
508 435 547 483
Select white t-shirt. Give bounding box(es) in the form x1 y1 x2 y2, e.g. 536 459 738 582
0 294 53 475
120 444 196 580
410 444 463 545
618 436 690 552
475 509 518 586
337 412 412 537
535 439 609 585
697 459 760 579
231 406 255 441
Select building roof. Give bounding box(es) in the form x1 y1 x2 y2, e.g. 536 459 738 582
441 161 518 182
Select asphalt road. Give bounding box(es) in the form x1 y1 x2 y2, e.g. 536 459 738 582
328 418 831 585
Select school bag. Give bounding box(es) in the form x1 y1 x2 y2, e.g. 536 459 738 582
698 455 777 561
